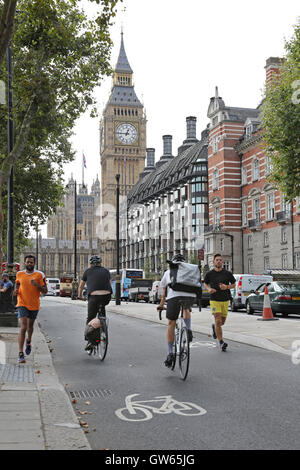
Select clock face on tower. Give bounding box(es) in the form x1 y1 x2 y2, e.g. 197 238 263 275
116 123 138 145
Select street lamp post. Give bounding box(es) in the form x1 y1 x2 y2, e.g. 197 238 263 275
7 42 14 267
115 174 121 305
74 180 77 280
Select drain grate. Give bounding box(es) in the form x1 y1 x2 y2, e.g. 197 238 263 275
69 389 112 400
0 364 35 383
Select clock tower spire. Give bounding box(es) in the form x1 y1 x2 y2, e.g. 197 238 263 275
100 33 147 268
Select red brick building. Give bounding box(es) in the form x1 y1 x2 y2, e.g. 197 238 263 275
204 58 300 273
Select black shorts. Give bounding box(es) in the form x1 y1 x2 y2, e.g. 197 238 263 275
166 296 195 321
87 294 111 324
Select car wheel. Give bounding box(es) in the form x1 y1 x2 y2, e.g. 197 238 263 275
281 312 288 317
246 301 254 315
230 301 237 312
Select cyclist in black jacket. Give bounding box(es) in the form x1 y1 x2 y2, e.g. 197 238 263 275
78 255 112 324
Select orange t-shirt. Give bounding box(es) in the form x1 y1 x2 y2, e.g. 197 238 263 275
16 270 47 311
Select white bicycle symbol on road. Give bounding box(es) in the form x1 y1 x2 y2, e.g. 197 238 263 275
115 394 207 422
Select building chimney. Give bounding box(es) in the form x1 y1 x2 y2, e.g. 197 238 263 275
139 148 156 179
265 57 283 88
186 116 197 140
177 117 198 155
146 148 155 168
163 135 172 156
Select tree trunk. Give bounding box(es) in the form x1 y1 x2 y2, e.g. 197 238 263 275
0 0 17 68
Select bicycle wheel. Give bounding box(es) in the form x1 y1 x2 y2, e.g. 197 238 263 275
98 317 108 361
179 326 190 380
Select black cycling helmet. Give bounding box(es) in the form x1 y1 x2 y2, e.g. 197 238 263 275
167 253 186 264
89 255 102 265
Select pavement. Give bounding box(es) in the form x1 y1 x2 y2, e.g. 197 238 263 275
0 295 299 450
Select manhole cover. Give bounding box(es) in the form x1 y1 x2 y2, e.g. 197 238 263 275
0 364 35 382
69 389 112 400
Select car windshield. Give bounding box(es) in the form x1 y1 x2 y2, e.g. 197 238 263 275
275 283 300 292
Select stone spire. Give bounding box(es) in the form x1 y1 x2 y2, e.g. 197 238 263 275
115 32 133 74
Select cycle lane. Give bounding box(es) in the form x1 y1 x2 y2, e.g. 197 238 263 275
37 298 300 450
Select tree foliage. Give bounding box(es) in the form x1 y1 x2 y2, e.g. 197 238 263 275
0 0 122 261
262 20 300 201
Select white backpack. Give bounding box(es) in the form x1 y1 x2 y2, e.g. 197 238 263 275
168 262 202 297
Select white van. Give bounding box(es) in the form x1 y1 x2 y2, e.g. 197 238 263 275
230 274 273 311
46 278 60 296
149 281 163 304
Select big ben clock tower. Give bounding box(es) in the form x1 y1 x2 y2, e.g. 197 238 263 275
100 33 147 267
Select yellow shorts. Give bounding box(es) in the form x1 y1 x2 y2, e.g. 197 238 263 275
210 300 230 318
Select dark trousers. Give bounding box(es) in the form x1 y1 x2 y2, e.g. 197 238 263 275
87 294 111 324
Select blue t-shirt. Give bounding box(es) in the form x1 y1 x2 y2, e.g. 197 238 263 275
1 280 13 290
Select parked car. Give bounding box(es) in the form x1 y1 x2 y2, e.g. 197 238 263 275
149 281 163 304
230 274 273 311
245 281 300 317
128 279 153 302
46 278 60 296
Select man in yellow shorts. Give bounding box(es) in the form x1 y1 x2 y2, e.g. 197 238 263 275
204 254 235 351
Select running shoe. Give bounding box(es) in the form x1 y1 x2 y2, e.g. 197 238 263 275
164 353 175 368
212 323 217 339
25 341 31 356
219 340 228 352
18 353 26 364
85 342 93 351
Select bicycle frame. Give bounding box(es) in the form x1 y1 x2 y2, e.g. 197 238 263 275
159 302 190 380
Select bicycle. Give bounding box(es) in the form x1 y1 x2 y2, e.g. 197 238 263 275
87 305 109 361
158 301 190 381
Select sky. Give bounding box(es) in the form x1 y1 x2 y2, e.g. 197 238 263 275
64 0 299 191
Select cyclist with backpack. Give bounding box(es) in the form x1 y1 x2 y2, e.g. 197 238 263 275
78 255 112 350
157 253 201 368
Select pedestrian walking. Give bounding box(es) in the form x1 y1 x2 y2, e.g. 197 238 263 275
0 272 14 312
14 255 47 363
71 277 79 300
204 253 236 351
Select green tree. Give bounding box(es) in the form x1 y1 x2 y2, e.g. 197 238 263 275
0 0 122 264
262 20 300 201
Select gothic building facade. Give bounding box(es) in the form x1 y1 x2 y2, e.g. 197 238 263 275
99 33 147 268
21 176 101 279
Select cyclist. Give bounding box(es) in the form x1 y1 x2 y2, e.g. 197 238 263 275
204 253 236 351
157 253 196 368
78 255 112 350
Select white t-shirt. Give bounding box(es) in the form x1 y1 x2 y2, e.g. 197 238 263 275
160 270 196 301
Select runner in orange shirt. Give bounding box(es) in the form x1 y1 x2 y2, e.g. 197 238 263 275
14 255 47 363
